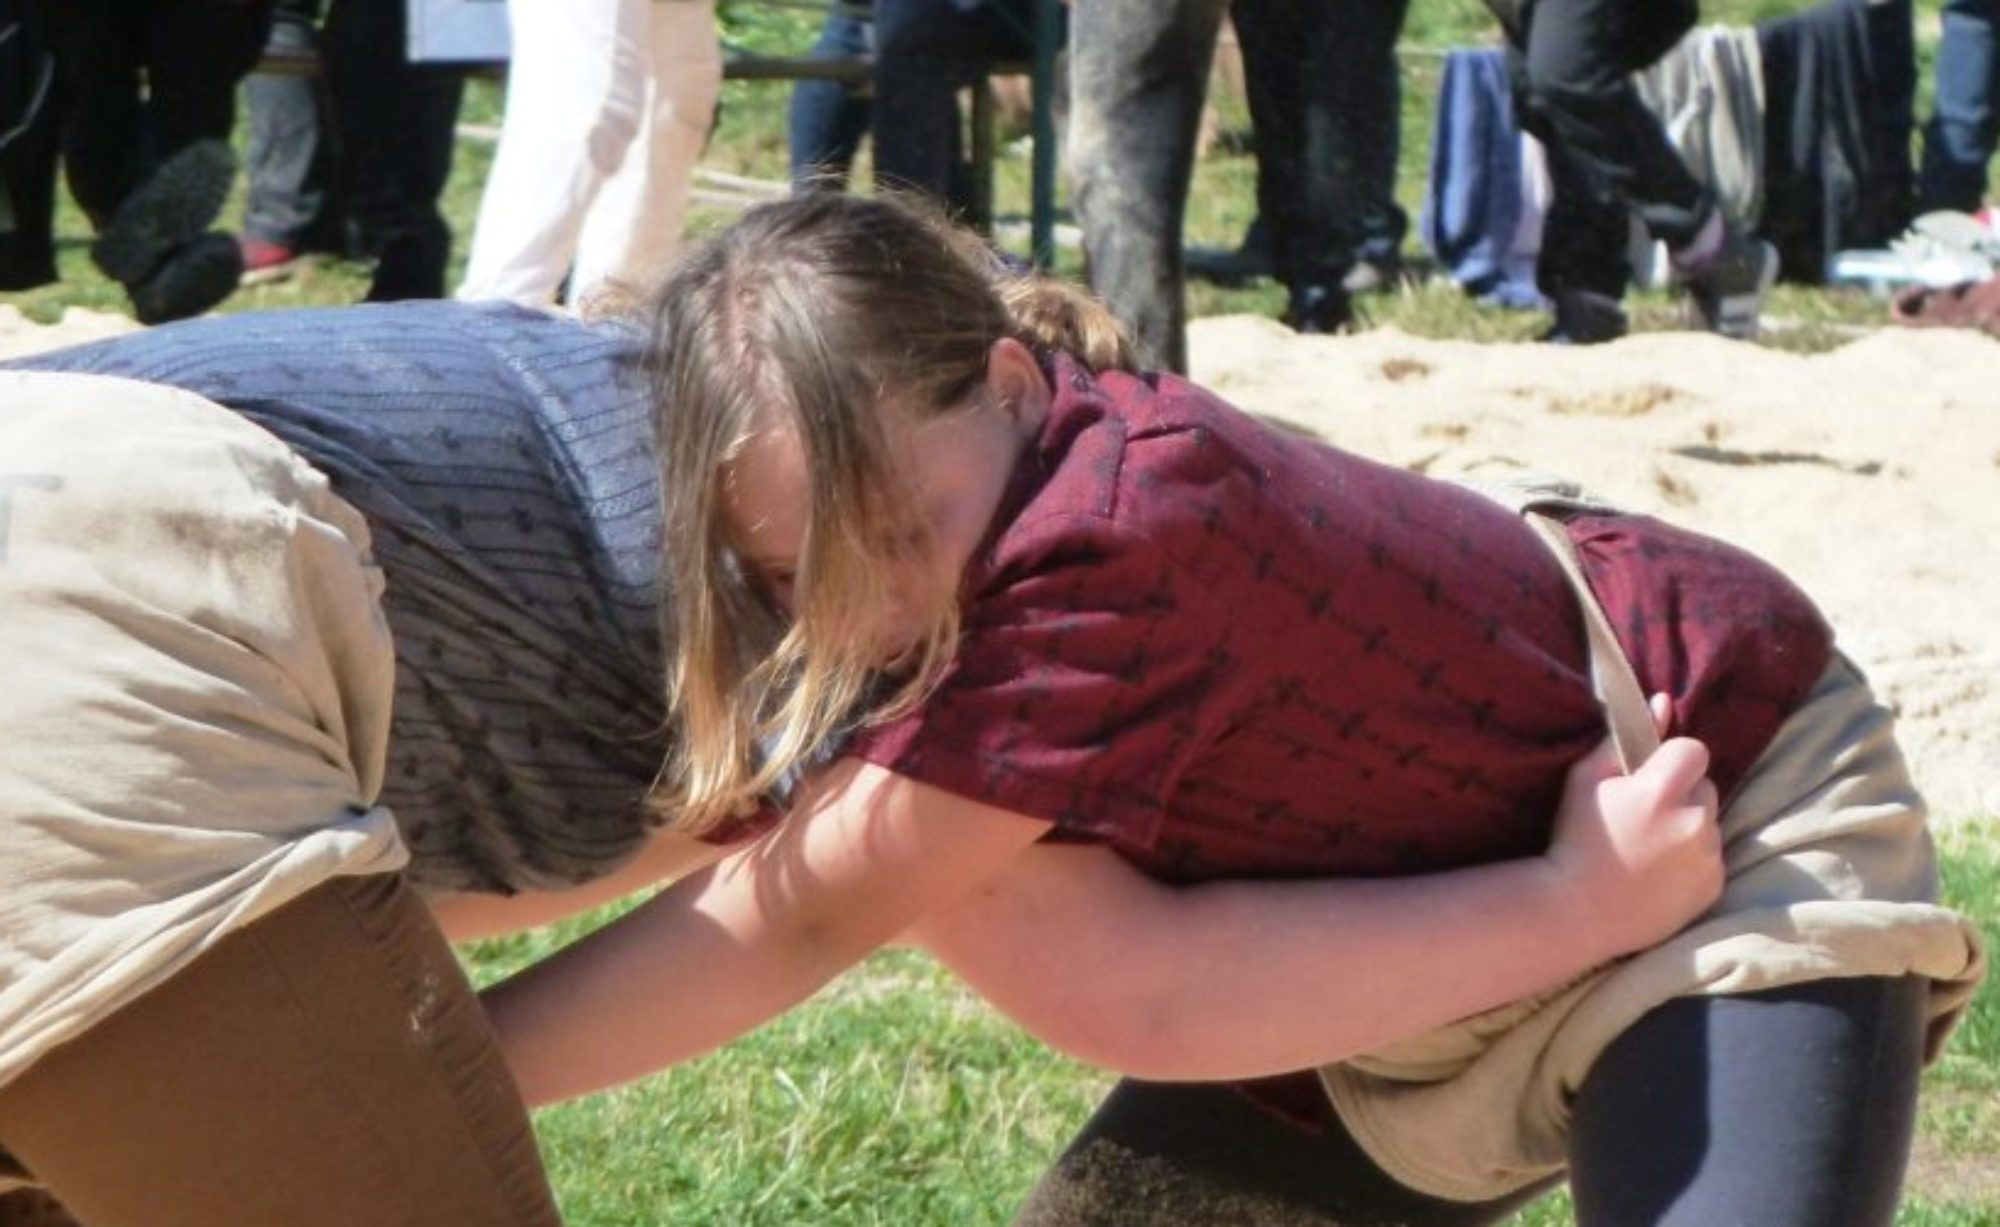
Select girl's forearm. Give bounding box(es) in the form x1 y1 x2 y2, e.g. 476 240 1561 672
481 861 850 1106
919 847 1622 1082
484 759 1053 1107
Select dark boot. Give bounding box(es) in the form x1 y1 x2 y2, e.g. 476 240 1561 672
88 139 237 286
127 231 243 323
1283 282 1355 334
1543 288 1629 344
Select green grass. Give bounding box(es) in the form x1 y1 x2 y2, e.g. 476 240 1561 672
11 5 1999 1219
466 829 2000 1225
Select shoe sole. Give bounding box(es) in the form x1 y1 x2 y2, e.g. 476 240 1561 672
131 235 244 325
90 140 239 286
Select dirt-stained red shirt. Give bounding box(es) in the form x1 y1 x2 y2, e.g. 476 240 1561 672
852 355 1834 883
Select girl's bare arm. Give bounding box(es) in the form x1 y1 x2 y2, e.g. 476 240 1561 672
481 758 1052 1107
912 734 1723 1081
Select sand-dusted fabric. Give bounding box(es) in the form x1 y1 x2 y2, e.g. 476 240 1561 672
1316 475 1986 1202
0 371 406 1092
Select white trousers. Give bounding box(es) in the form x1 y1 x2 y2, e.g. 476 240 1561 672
458 0 722 307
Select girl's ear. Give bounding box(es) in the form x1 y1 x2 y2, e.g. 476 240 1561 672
986 337 1050 434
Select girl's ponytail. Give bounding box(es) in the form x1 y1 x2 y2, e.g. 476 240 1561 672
998 275 1139 375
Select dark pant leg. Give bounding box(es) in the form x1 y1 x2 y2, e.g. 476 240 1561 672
1066 0 1225 373
0 0 61 290
1570 976 1927 1227
139 0 272 159
871 0 1034 213
789 4 874 190
0 876 562 1227
321 0 464 300
1920 0 2000 213
1231 0 1409 299
1348 0 1414 270
42 0 143 224
1514 0 1710 299
1011 1075 1554 1226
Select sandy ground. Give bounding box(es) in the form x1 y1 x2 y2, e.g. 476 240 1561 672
5 304 1995 821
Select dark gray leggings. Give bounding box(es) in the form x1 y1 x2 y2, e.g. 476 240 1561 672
1012 975 1928 1227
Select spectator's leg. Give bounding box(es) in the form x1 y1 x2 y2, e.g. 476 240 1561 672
323 0 464 301
1513 0 1710 307
243 0 328 256
789 2 875 191
1234 0 1408 330
140 0 272 159
570 0 721 301
41 0 144 226
1066 0 1226 373
1344 0 1413 284
870 0 1024 212
454 0 634 304
1919 0 2000 213
0 0 62 291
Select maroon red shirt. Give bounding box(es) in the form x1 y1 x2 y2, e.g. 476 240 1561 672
852 355 1833 883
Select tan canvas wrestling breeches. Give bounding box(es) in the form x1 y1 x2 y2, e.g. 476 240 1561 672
0 370 408 1090
1315 476 1989 1202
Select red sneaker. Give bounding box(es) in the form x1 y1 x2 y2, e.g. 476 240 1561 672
238 235 301 286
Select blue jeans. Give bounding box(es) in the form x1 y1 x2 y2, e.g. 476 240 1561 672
870 0 1040 215
1920 0 2000 213
788 2 873 190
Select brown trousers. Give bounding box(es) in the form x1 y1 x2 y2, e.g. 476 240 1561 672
0 876 563 1227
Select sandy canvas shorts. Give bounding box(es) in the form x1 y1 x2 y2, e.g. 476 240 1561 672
1317 474 1987 1200
0 371 407 1091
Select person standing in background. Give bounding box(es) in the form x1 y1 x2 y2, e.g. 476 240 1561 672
457 0 722 309
36 0 272 322
321 0 466 301
1067 0 1407 371
1487 0 1780 343
239 0 354 284
0 0 58 294
788 1 873 191
1919 0 2000 213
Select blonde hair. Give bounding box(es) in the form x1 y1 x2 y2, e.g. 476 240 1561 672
645 192 1135 834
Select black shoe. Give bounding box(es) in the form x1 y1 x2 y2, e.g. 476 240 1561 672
1283 283 1355 335
128 232 244 324
1683 230 1779 340
1542 289 1629 345
90 139 238 287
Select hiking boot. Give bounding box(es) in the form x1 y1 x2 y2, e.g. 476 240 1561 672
1283 283 1355 335
1542 289 1629 345
1683 230 1779 340
128 232 244 324
90 139 238 287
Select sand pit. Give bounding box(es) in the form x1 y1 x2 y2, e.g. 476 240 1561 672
4 305 1993 820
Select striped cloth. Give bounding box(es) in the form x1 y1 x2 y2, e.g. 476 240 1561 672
10 301 669 894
